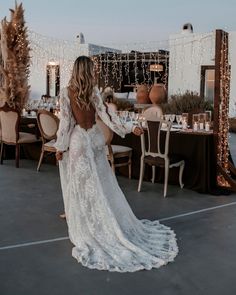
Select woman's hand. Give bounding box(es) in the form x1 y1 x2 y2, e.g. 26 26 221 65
132 126 143 136
56 151 63 161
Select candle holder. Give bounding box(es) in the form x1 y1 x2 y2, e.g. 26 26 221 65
192 114 199 131
199 113 206 130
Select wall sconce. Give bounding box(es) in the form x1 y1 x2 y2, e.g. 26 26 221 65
150 64 164 84
149 64 164 72
46 61 60 96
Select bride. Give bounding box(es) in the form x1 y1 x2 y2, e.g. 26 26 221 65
55 56 178 272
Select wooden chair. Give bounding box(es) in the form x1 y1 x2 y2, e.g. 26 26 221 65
138 119 185 197
143 105 163 121
96 118 133 178
107 144 132 179
36 110 59 171
0 104 39 168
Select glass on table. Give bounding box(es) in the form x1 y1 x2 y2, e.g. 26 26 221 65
164 114 171 121
116 111 123 123
182 113 189 129
123 111 129 122
205 110 212 122
129 111 136 123
137 113 146 128
176 115 182 126
134 113 141 125
169 114 176 123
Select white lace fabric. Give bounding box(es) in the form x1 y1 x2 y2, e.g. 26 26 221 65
55 87 178 272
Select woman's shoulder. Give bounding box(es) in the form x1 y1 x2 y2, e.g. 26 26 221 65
60 87 68 96
59 87 70 101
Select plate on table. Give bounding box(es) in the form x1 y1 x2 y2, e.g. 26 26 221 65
161 126 181 132
171 124 182 130
170 127 181 132
22 113 37 119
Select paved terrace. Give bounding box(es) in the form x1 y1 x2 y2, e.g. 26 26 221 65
0 134 236 295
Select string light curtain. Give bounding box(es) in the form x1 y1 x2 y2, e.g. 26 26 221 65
214 30 231 188
28 30 170 91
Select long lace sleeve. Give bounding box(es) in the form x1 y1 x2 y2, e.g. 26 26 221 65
92 87 133 138
54 88 74 152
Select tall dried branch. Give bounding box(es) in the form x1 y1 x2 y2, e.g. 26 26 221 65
0 2 31 110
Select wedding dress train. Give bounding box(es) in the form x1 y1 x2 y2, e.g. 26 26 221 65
55 87 178 272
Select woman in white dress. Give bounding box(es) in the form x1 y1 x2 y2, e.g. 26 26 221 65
55 56 178 272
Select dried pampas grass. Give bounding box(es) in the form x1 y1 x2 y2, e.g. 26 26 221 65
0 2 31 110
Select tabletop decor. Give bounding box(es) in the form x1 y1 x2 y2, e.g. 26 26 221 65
0 2 31 111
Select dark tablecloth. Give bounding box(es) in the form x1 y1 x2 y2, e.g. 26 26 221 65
112 131 217 194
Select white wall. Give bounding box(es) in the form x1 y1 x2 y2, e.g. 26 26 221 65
168 30 236 117
168 32 215 95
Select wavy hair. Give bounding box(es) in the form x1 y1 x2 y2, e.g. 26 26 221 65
68 56 94 109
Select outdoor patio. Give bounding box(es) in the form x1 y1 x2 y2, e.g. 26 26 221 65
0 135 236 295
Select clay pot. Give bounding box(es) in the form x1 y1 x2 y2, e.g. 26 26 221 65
136 85 151 104
149 84 167 105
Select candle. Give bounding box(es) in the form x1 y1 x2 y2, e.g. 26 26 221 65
182 120 187 130
199 122 204 130
205 122 210 132
193 122 198 131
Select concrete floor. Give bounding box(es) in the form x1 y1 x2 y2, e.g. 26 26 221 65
0 134 236 295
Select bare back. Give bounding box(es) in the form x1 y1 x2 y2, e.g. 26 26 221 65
68 87 96 130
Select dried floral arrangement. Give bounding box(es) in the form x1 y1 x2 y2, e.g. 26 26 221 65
0 2 30 110
160 91 213 114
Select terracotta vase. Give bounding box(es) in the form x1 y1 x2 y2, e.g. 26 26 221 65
136 85 151 104
149 84 167 105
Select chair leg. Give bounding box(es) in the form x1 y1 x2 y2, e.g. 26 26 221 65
128 153 132 179
15 144 20 168
138 157 145 192
111 162 115 173
179 161 185 189
164 160 169 197
37 148 45 171
151 166 156 183
0 142 4 164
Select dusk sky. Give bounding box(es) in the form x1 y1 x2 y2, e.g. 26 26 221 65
1 0 236 45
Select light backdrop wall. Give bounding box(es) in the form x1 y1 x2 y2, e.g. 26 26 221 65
28 31 120 99
168 30 236 117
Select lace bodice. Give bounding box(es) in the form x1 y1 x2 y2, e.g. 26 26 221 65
54 87 133 152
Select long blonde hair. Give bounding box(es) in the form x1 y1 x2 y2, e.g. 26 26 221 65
68 56 94 109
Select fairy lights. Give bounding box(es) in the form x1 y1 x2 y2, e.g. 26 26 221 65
92 50 169 91
18 29 221 97
215 30 231 188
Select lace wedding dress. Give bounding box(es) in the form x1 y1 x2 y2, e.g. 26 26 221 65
55 87 178 272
